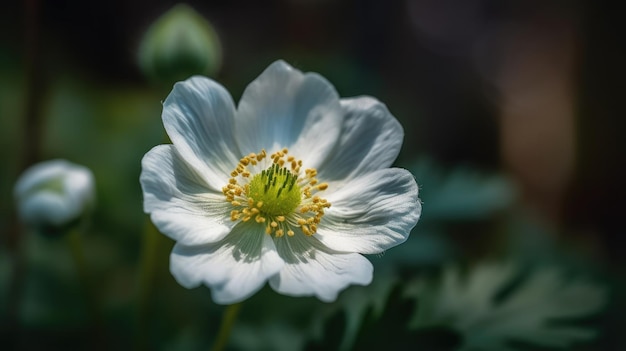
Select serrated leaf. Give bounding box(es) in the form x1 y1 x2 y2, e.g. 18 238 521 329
409 263 606 351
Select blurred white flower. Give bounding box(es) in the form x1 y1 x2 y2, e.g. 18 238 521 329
140 60 421 304
14 159 95 229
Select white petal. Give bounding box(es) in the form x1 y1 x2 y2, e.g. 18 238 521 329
318 97 404 183
269 235 373 302
15 159 64 198
140 145 235 245
19 192 78 226
315 168 421 254
235 60 343 169
170 222 284 304
62 166 95 206
162 76 241 192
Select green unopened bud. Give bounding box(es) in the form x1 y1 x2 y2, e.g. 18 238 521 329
138 4 222 84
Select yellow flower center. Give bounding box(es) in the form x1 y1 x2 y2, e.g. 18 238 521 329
222 148 331 237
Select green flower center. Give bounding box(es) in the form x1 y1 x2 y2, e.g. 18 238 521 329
247 164 301 216
222 148 331 238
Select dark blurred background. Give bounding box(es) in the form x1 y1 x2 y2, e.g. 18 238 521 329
1 0 624 350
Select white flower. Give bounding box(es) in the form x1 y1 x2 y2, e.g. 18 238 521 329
14 159 95 228
140 60 421 304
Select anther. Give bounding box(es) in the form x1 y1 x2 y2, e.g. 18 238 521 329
230 210 240 221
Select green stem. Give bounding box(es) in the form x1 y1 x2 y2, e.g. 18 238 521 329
136 219 162 351
211 303 243 351
66 223 104 346
6 219 26 342
7 0 44 340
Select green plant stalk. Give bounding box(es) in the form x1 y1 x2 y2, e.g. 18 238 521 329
211 303 243 351
66 223 104 346
135 219 162 351
7 0 44 337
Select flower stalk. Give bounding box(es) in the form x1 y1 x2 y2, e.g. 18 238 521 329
135 219 163 351
66 223 104 337
211 303 242 351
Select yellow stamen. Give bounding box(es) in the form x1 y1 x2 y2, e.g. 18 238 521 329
223 148 331 238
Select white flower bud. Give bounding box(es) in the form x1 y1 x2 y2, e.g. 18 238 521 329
14 159 95 229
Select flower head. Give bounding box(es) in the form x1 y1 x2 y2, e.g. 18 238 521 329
14 159 95 230
140 60 421 304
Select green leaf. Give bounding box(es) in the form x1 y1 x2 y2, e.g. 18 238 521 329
306 283 462 351
409 263 607 351
304 310 347 351
410 157 517 222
